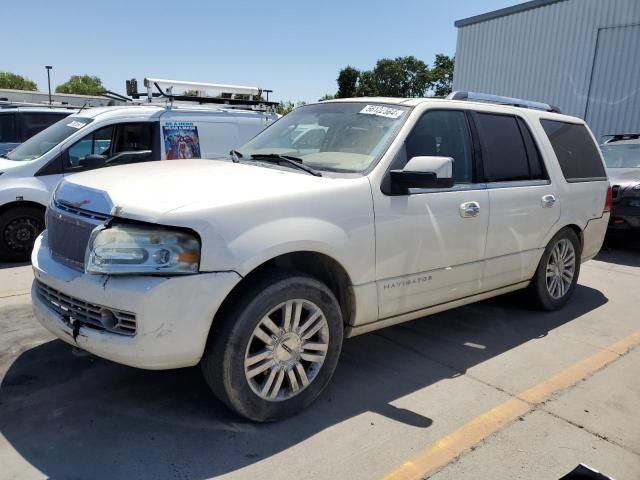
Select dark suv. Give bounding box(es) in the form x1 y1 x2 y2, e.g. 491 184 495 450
0 106 74 155
601 134 640 232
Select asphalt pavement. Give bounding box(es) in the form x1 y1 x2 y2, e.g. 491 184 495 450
0 238 638 480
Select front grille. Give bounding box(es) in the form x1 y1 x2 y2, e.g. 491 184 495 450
36 280 137 336
46 207 104 271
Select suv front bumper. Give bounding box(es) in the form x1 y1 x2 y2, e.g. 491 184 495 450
31 232 241 370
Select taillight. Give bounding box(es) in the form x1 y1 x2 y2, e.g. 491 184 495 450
604 185 613 213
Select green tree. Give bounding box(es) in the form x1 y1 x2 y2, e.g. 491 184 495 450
336 66 359 98
276 100 306 116
429 54 455 97
55 75 105 95
318 94 335 101
0 72 37 90
369 56 430 97
355 71 377 97
183 89 198 96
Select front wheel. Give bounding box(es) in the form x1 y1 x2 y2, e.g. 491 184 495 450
0 206 45 262
201 272 343 421
530 228 581 311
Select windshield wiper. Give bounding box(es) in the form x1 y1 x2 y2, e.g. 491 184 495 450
250 153 322 177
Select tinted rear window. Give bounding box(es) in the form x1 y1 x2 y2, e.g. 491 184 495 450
541 120 606 182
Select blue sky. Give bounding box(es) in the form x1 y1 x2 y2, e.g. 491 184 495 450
4 0 516 103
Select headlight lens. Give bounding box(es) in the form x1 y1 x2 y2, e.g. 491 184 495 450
86 225 200 275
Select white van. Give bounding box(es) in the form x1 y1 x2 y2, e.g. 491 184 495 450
0 91 277 260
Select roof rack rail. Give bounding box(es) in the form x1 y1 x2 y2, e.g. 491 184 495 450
125 77 278 111
0 101 80 110
447 91 562 113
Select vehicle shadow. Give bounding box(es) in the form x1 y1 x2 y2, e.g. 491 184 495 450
597 233 640 267
0 284 607 480
0 261 29 270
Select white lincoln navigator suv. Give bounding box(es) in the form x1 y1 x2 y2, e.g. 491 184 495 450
31 93 611 421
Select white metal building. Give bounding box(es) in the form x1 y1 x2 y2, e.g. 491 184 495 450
0 88 122 107
453 0 640 142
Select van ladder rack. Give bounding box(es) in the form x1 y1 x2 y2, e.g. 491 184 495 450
125 78 278 110
447 91 562 113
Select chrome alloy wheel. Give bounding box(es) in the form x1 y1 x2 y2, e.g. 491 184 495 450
244 299 330 402
545 238 576 300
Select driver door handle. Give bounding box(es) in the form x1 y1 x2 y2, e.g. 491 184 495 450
459 201 480 218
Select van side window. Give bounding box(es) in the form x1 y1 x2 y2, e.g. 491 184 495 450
474 113 531 182
65 123 154 171
540 119 606 182
405 110 474 183
67 125 114 169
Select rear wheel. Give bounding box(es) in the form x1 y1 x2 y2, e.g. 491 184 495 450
530 228 581 311
201 271 343 421
0 206 45 262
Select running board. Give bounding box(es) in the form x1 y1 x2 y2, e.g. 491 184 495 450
345 281 530 337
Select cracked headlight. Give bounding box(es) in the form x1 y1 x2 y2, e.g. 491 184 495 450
86 224 200 275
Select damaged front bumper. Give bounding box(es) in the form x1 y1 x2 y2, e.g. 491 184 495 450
31 232 241 370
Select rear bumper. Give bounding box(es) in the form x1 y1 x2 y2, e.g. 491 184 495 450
31 232 242 370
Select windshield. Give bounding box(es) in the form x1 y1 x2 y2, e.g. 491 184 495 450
6 117 93 161
237 102 410 172
601 143 640 168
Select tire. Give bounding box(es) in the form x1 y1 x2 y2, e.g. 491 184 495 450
201 271 344 421
530 228 581 311
0 206 45 262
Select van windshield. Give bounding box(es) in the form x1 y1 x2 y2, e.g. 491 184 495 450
236 102 409 172
5 117 93 161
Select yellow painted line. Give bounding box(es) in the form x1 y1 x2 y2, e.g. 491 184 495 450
0 288 31 299
384 330 640 480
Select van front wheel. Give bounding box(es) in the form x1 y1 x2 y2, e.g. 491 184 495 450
201 272 343 421
0 206 45 262
531 228 581 311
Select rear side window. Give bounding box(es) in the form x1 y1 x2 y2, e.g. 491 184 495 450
0 114 17 142
540 120 606 182
474 113 531 182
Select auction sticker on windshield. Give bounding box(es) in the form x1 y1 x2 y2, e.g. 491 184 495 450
66 121 87 129
359 105 405 119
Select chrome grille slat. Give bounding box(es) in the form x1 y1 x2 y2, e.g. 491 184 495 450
36 280 137 336
54 200 111 221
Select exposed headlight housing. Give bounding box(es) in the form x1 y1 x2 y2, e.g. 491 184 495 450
85 224 200 275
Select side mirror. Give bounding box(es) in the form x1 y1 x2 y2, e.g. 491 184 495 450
79 154 107 169
390 156 454 194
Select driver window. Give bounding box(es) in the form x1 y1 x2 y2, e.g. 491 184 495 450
65 123 153 171
404 110 474 184
66 125 114 169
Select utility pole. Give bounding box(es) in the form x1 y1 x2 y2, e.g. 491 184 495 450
45 66 52 105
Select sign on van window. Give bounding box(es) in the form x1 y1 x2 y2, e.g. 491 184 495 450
162 122 201 159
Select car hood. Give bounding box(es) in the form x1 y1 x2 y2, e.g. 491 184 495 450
56 159 340 222
0 157 26 172
606 168 640 187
